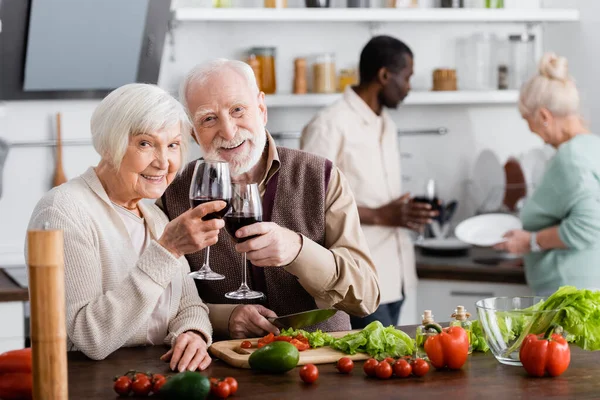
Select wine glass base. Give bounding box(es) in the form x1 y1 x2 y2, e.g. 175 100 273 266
225 289 264 300
188 270 226 280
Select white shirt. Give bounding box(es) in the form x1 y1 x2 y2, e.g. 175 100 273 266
301 86 417 304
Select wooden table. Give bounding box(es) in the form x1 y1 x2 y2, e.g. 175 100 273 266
68 326 600 399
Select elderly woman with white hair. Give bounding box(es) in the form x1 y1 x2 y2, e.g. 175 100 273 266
495 53 600 296
27 83 227 371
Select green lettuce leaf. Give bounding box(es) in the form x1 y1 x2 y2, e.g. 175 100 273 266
332 321 414 360
279 328 335 348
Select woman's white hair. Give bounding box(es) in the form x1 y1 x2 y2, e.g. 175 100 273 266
519 52 580 118
179 58 259 116
91 83 192 170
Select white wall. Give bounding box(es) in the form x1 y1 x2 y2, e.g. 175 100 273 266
0 1 582 265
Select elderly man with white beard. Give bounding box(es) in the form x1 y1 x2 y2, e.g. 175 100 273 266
160 59 380 339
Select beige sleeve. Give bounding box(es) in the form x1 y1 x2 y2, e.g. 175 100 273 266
207 303 240 337
29 205 182 361
284 167 380 316
164 257 213 347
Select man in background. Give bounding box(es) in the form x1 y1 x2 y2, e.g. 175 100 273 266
301 35 436 328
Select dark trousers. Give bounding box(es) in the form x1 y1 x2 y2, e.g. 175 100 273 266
350 299 404 329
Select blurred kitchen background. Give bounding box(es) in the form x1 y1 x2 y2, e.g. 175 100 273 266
0 0 597 349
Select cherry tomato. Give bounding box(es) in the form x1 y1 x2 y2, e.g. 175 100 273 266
212 381 231 399
363 358 379 377
151 374 165 384
274 336 293 342
113 376 132 397
384 357 396 364
131 377 152 396
134 372 149 381
257 342 266 349
223 377 238 395
290 338 310 351
336 357 354 374
411 358 430 377
262 332 275 344
299 364 319 384
152 377 167 393
210 377 220 385
240 340 252 349
393 359 412 378
375 361 393 379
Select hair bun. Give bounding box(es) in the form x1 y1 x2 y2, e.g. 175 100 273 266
539 52 570 82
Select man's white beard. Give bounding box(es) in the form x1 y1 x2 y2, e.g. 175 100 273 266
202 127 267 177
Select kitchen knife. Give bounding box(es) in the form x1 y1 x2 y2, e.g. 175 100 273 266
267 308 338 330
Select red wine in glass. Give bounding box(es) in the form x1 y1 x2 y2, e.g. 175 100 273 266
224 213 262 242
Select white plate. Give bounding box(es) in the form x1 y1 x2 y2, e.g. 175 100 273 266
455 213 522 247
416 238 472 250
471 150 505 212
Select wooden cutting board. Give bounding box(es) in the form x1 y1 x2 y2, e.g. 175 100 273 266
209 330 370 369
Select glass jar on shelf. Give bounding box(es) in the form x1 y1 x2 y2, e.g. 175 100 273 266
508 33 536 90
338 68 357 92
250 47 277 94
311 53 336 94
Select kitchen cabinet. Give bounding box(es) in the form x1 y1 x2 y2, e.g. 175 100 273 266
0 302 25 353
416 279 531 322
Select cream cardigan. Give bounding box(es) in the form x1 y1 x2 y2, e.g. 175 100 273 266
27 167 212 360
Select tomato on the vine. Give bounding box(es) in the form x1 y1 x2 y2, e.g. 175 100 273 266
113 376 132 397
375 361 393 379
363 359 379 377
393 359 412 378
411 358 430 377
223 377 238 395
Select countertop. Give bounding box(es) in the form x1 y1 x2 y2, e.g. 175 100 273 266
66 325 599 399
416 247 526 284
0 268 28 302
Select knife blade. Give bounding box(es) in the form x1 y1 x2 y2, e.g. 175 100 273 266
267 308 338 330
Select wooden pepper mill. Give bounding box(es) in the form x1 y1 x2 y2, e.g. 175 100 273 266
293 57 307 94
28 227 68 400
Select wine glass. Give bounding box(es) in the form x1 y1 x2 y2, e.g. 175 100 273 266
223 183 264 300
188 160 232 280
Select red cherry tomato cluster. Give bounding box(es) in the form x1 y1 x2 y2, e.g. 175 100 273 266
112 371 166 397
210 376 239 399
363 357 430 379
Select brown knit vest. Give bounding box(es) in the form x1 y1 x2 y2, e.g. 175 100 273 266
162 146 351 332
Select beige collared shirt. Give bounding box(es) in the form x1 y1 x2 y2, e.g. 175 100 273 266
198 133 380 336
301 86 417 305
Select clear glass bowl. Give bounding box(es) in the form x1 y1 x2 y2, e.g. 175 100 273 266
475 296 560 366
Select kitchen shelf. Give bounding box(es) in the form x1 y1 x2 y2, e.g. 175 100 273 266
265 90 519 107
174 8 579 23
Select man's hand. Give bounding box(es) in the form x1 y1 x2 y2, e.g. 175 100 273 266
160 331 211 372
494 229 531 254
234 222 302 267
377 193 438 230
229 305 280 339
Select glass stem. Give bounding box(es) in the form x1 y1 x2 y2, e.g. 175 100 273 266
202 246 211 271
240 252 249 291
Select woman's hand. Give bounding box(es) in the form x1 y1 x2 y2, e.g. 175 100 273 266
160 331 211 372
158 201 226 258
494 229 531 254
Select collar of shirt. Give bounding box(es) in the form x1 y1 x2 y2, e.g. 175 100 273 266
258 130 281 195
342 86 386 129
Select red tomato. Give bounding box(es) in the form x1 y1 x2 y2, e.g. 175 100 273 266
151 374 165 384
290 338 310 351
375 361 393 379
134 372 149 381
274 336 293 342
240 340 252 349
131 377 152 396
257 342 266 349
223 377 238 395
363 358 379 377
152 377 166 393
336 357 354 374
384 357 396 364
299 364 319 384
212 381 231 399
262 333 275 344
393 359 412 378
113 376 132 397
411 358 430 377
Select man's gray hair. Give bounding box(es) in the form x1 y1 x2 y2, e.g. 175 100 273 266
179 58 260 116
91 83 192 170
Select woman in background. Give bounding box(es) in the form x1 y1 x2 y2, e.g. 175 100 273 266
496 52 600 296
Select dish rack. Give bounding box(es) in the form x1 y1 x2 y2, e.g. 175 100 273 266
466 181 533 215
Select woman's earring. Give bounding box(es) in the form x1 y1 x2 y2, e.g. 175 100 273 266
543 122 548 127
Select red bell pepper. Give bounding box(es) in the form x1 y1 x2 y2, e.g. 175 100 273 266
423 323 469 370
0 348 33 400
519 324 570 377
